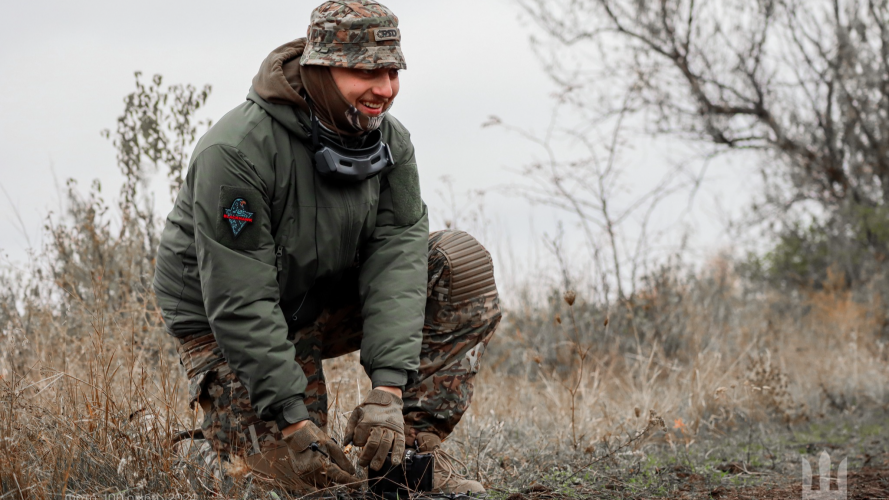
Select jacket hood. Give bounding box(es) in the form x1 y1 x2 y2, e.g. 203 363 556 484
249 39 312 139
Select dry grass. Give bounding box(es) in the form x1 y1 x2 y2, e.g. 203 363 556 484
1 186 887 499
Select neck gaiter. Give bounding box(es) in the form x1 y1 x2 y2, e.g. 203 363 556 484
299 65 394 136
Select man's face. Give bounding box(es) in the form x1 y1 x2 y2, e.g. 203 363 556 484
329 67 400 117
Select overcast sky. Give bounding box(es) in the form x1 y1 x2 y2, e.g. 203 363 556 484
0 0 758 287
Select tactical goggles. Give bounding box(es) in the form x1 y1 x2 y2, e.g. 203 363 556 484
311 116 393 182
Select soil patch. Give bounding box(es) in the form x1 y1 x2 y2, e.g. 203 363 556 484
495 412 889 500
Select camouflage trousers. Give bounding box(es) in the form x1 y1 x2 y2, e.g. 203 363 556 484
177 230 501 463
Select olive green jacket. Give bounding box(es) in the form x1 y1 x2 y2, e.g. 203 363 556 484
153 85 428 423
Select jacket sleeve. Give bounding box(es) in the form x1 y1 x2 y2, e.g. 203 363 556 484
192 144 309 424
358 136 429 388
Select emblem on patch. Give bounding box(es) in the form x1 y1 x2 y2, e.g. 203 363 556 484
223 198 254 236
373 28 400 41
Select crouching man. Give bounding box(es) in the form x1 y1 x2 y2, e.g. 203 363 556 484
153 0 500 494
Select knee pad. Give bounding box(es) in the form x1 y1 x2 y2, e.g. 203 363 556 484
429 230 497 302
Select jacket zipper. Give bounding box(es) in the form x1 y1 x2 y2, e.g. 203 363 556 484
275 245 284 273
339 189 353 270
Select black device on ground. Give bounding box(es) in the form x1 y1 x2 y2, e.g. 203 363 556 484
367 449 434 499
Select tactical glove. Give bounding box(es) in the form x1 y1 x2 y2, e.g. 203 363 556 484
344 389 406 471
248 420 359 491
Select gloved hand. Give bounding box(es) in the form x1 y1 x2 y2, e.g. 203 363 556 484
344 389 406 471
278 420 360 490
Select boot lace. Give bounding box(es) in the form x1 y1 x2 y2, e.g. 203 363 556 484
430 446 471 484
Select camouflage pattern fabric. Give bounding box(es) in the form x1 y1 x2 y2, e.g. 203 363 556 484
177 230 500 467
300 0 407 70
405 230 500 442
173 436 225 485
177 333 227 410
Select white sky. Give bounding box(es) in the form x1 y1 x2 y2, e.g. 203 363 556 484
0 0 759 292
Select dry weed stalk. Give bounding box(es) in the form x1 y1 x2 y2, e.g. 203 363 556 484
567 409 666 481
559 289 595 451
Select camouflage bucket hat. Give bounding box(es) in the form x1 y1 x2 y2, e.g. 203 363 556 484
300 0 406 70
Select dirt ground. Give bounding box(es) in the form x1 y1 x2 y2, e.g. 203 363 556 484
703 465 889 500
501 457 889 500
494 410 889 500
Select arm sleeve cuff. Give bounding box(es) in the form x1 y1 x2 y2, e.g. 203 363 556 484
370 368 408 389
270 396 310 430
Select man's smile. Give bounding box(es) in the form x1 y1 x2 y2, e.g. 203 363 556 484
359 100 386 115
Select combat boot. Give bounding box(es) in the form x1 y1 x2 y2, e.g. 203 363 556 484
416 432 485 495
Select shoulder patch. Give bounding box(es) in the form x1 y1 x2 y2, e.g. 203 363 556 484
387 163 423 226
216 186 263 250
224 198 254 235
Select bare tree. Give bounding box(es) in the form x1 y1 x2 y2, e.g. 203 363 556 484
486 88 702 303
517 0 889 220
